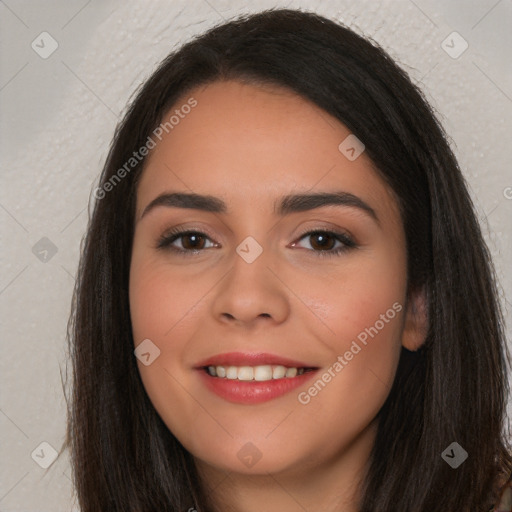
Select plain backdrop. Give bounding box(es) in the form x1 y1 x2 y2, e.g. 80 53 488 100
1 1 511 510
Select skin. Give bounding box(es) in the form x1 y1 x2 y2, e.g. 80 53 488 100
129 80 427 512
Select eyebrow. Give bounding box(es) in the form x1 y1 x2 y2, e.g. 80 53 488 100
138 190 378 223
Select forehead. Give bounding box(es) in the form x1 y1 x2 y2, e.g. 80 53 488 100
135 80 400 222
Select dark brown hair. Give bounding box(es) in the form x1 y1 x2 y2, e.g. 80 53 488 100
62 7 511 511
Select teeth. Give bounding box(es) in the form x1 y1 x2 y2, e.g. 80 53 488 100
206 365 307 381
285 367 297 378
226 366 238 379
238 366 254 381
254 365 272 381
272 365 286 379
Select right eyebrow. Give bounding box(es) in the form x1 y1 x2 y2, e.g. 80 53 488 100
139 192 226 221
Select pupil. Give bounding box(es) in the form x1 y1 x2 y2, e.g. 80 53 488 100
185 234 203 249
312 233 333 250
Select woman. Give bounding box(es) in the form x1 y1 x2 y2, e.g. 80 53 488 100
64 7 512 511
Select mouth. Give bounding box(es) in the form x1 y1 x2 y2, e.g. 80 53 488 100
194 352 320 404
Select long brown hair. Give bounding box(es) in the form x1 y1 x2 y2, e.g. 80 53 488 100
62 7 512 511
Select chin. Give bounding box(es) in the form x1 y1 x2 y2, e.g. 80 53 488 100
189 436 307 476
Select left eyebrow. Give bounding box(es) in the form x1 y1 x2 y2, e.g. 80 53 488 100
138 190 379 224
276 191 378 223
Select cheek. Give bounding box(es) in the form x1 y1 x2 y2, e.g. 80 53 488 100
294 242 406 427
129 251 204 343
294 283 405 463
129 257 204 401
129 257 209 444
304 238 406 355
128 247 221 394
297 295 404 408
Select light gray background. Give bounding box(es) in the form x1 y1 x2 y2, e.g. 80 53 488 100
1 0 511 510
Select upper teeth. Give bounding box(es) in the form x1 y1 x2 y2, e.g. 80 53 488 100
207 365 305 381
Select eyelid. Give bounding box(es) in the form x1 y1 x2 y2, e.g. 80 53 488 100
161 224 218 239
292 224 356 244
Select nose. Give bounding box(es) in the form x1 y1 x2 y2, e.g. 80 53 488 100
210 245 290 327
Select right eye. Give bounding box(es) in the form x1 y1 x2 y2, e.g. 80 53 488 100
156 229 218 255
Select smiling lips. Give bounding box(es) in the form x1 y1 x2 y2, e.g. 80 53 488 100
195 352 319 404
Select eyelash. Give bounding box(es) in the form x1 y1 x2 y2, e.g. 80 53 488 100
156 226 357 258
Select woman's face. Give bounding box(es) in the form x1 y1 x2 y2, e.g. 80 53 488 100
129 79 422 479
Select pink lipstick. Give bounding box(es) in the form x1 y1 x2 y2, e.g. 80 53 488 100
195 352 319 404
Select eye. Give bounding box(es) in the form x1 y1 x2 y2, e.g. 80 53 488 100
156 228 217 254
291 229 357 257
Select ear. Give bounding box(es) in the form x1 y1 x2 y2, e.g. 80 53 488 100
401 286 428 351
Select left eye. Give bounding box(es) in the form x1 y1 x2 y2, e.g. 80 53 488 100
291 230 356 256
